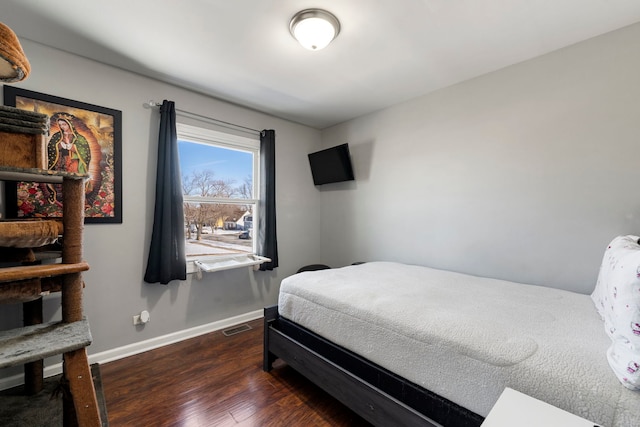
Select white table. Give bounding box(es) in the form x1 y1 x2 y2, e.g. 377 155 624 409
481 388 600 427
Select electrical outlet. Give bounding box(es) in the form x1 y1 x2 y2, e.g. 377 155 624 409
133 310 150 326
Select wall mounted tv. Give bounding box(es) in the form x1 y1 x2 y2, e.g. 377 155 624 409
308 143 355 185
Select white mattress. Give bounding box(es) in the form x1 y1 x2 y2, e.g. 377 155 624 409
278 262 640 427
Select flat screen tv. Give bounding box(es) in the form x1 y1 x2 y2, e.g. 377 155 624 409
308 143 355 185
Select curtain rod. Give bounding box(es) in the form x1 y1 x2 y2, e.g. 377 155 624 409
143 100 261 136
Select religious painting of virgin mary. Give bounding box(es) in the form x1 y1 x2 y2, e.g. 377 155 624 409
3 87 122 223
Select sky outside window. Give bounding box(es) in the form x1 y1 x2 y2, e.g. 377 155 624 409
178 140 253 188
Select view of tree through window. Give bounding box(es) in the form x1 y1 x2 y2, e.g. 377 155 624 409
177 125 259 258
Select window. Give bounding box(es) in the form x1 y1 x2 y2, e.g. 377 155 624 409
177 123 266 272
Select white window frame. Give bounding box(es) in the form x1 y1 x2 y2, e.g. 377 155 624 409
177 123 269 274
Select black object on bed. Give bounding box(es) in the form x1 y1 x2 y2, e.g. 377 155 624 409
263 305 484 427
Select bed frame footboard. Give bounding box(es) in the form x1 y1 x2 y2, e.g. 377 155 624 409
263 305 483 427
263 305 279 372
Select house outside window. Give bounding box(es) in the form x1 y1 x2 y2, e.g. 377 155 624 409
177 123 263 272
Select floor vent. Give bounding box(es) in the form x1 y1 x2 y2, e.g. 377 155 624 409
222 323 252 337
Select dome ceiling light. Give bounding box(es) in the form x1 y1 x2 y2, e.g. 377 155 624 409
289 9 340 51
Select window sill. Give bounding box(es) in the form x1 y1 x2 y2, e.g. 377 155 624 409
187 254 270 276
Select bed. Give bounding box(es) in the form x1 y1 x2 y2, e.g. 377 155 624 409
263 241 640 427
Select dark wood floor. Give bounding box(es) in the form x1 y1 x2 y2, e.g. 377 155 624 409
101 318 372 426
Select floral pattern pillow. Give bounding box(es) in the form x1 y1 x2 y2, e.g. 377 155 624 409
592 235 640 390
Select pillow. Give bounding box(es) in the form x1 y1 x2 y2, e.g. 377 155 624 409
592 235 640 390
608 340 640 390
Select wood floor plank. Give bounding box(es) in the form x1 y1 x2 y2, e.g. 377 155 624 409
101 318 372 426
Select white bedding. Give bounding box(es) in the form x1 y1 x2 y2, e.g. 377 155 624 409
278 261 640 427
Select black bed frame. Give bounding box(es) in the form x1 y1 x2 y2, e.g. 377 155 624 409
263 305 484 427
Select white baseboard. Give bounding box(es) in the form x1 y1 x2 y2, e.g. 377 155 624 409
0 309 263 391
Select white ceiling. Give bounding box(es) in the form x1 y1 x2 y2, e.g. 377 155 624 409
3 1 640 129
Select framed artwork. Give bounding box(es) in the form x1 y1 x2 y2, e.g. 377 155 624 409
3 87 122 223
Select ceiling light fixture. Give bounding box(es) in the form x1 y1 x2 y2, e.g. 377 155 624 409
0 22 30 82
289 9 340 51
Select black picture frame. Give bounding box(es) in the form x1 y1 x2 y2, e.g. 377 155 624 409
3 87 122 223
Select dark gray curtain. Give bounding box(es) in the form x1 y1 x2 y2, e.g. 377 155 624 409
144 100 187 284
258 129 278 270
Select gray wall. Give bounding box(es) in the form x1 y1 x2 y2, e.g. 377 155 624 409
319 23 640 294
0 39 323 373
